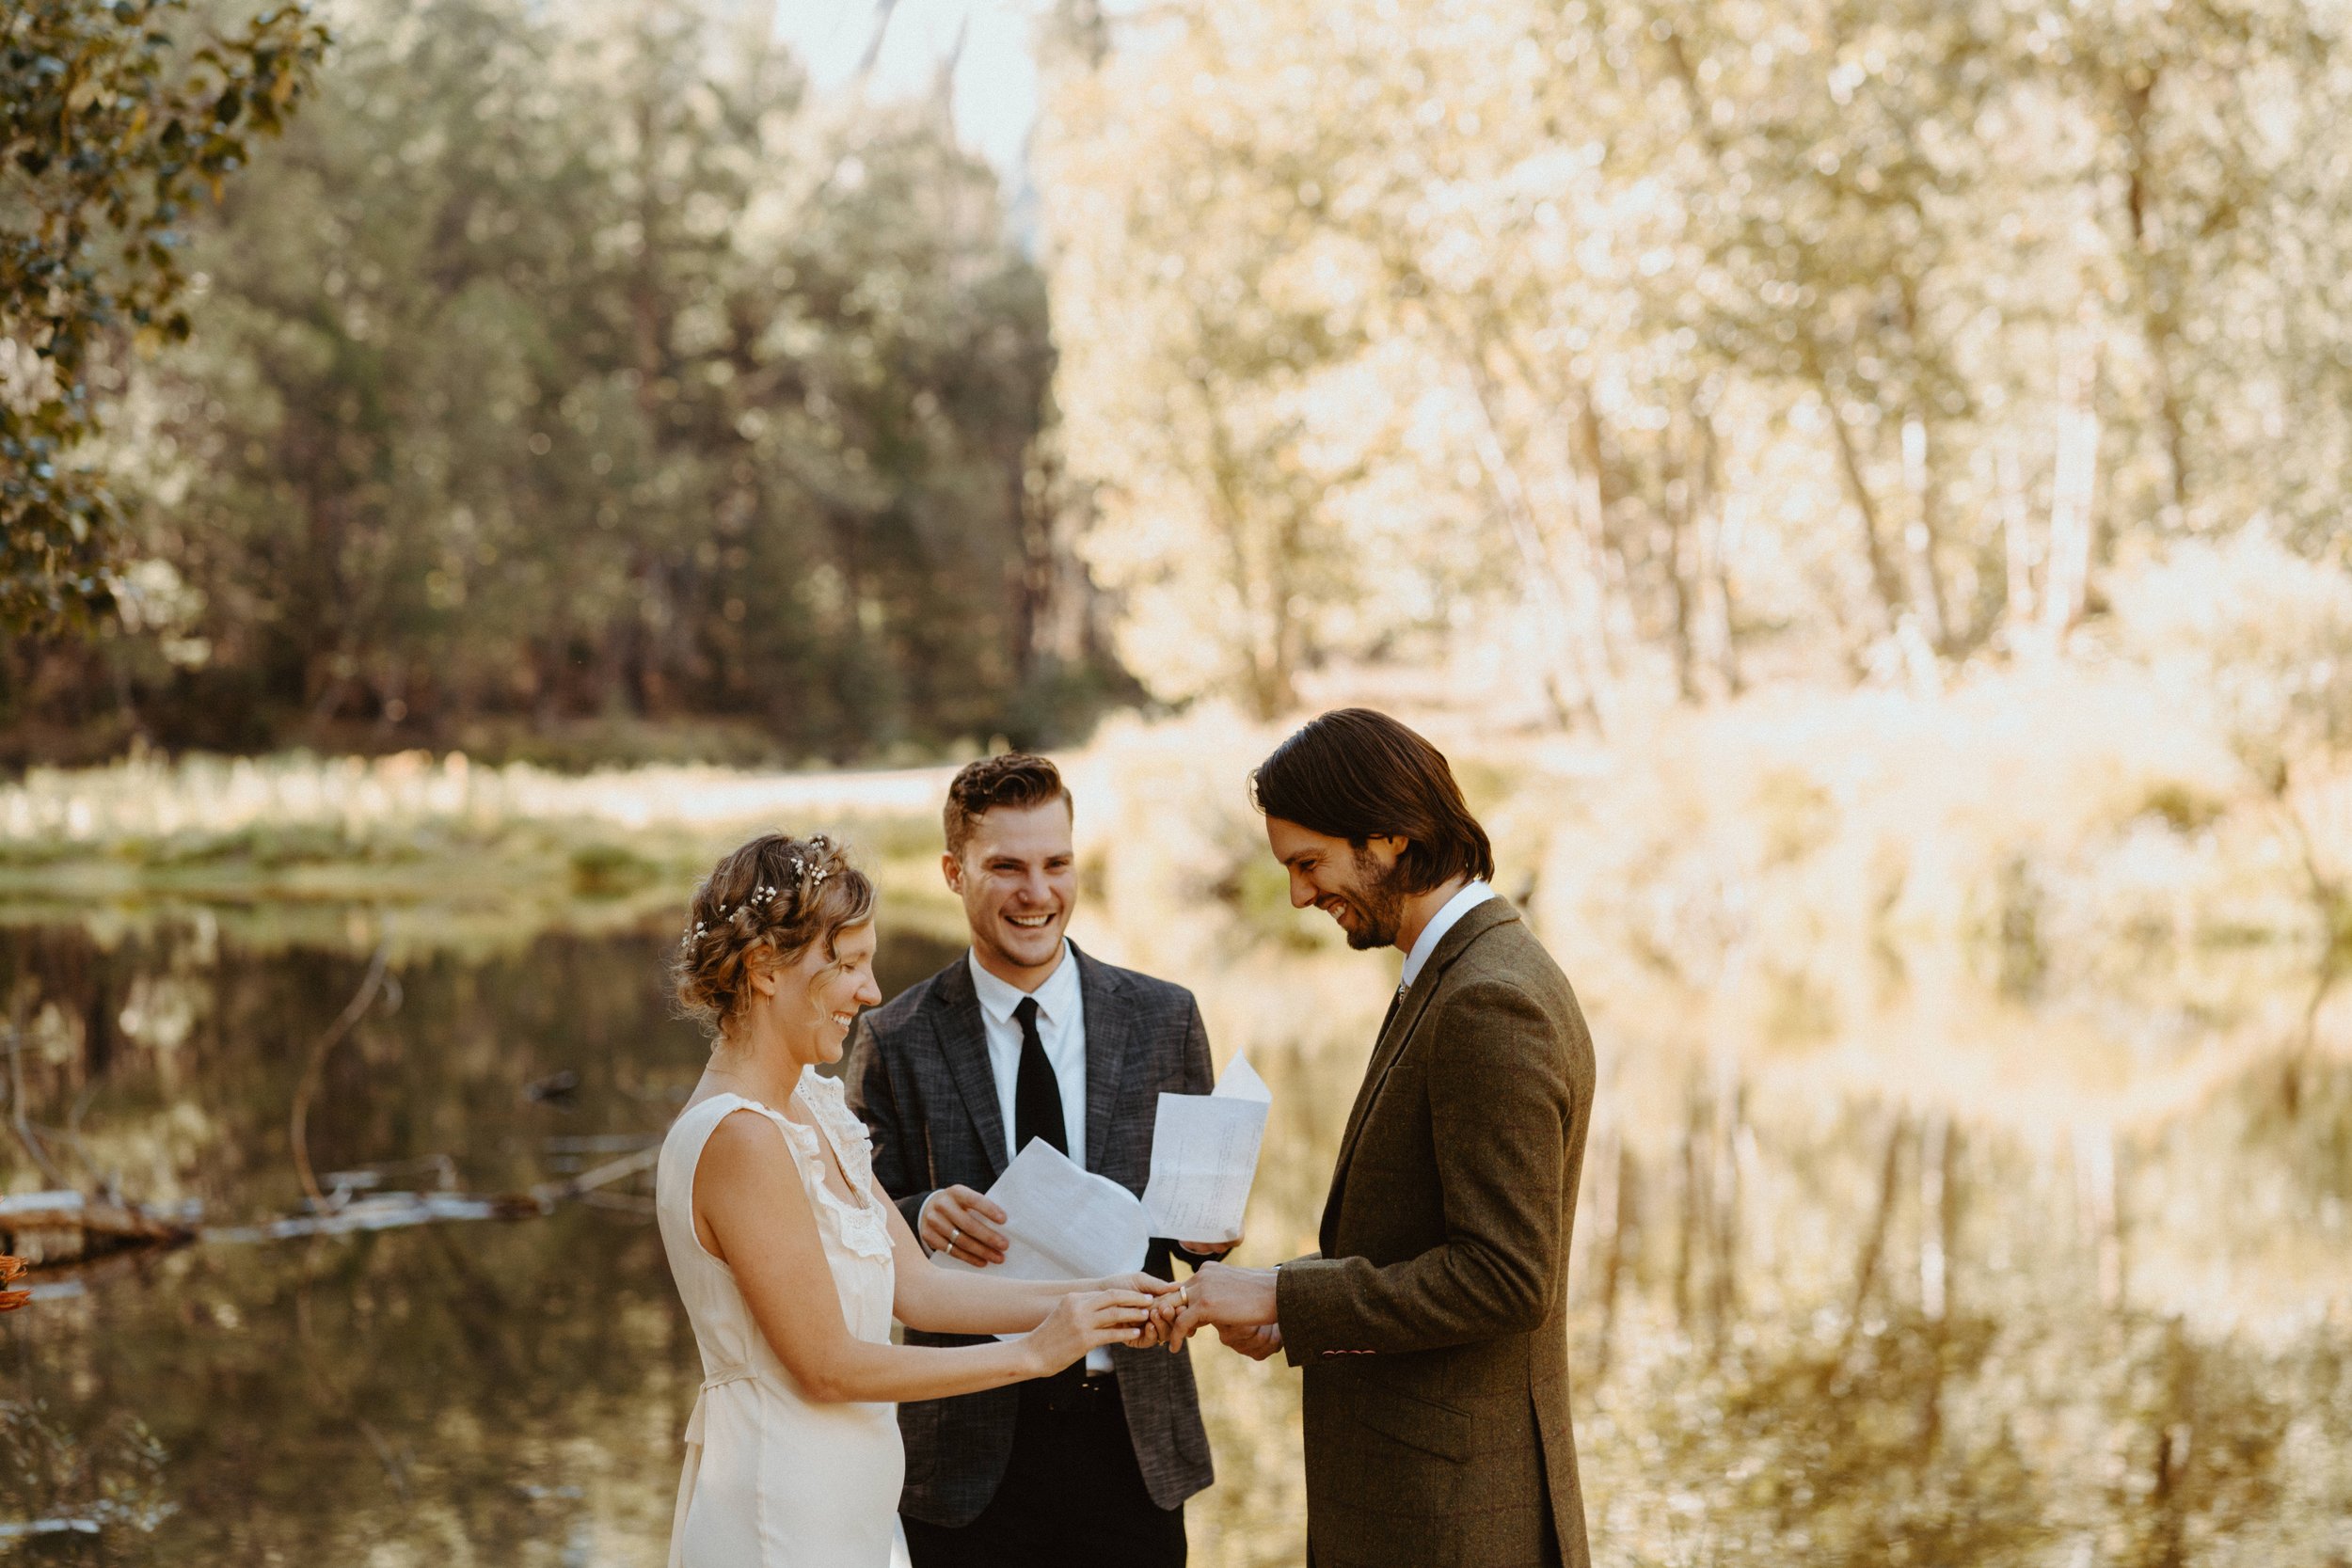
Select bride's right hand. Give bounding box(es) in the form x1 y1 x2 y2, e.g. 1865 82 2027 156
1025 1289 1157 1375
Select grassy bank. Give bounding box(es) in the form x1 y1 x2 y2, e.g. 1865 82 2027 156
0 753 973 952
12 530 2352 1053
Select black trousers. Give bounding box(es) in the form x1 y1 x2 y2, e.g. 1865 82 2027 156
902 1373 1186 1568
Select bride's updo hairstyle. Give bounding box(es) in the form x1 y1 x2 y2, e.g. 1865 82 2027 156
672 832 875 1037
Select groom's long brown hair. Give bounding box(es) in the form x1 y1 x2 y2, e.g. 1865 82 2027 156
1250 708 1495 895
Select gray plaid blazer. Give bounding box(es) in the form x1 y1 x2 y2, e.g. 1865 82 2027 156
842 943 1218 1528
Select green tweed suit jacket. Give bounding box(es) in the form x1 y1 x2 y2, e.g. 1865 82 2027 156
1276 895 1595 1568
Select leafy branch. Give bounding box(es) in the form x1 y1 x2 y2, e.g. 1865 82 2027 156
1 0 327 636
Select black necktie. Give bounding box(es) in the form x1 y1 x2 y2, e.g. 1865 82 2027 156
1012 996 1067 1157
1014 996 1089 1388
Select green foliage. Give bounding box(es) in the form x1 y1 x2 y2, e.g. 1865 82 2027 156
567 841 656 899
1212 850 1327 954
0 0 1119 764
1991 854 2049 1000
2137 782 2228 835
0 0 325 637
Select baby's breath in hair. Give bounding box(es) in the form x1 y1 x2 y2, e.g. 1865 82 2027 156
671 832 876 1037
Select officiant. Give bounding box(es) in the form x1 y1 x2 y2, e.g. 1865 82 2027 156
845 752 1232 1567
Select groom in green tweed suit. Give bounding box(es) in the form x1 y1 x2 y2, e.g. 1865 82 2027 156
1165 708 1596 1568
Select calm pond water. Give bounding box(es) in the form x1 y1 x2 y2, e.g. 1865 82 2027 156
4 912 2350 1566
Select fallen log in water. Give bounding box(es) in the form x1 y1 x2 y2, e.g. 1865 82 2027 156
2 1143 662 1260
205 1189 551 1243
203 1145 661 1244
0 1518 103 1544
0 1191 197 1268
529 1144 659 1206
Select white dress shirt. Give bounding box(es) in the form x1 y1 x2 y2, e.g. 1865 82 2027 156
965 943 1109 1370
968 943 1089 1165
1399 879 1495 991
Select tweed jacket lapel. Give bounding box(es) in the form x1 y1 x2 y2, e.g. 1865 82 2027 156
1319 897 1523 1257
928 955 1009 1183
1073 943 1133 1174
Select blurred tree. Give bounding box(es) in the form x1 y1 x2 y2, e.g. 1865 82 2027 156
0 0 325 637
1040 0 2352 720
3 0 1119 763
1041 24 1370 719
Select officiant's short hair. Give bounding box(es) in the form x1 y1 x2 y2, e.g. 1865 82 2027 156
945 752 1073 859
1252 709 1495 895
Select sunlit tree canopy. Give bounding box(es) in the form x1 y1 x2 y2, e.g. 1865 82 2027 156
1041 0 2352 721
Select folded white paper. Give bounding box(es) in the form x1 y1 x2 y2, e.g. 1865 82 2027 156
931 1138 1150 1281
1140 1053 1271 1243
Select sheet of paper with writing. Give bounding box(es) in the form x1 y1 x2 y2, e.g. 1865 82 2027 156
931 1138 1151 1280
1140 1053 1272 1243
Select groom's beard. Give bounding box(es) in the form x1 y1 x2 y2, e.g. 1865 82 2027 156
1339 847 1407 951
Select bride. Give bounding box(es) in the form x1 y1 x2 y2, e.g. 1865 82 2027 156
657 832 1170 1567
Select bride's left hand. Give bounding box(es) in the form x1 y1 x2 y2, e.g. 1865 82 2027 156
1099 1272 1178 1346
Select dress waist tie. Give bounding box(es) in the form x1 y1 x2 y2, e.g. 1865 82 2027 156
669 1363 759 1568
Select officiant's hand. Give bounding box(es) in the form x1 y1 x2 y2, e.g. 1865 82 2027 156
1161 1261 1279 1350
920 1185 1009 1266
1178 1237 1240 1259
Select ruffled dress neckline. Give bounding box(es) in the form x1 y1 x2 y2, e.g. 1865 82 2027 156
743 1069 893 1263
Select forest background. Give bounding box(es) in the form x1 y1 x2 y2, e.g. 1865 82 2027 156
5 0 2346 776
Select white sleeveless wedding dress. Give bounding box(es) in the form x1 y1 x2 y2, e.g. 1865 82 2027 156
656 1069 913 1567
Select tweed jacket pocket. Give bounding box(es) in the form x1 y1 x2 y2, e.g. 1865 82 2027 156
1350 1381 1471 1464
1313 1383 1471 1567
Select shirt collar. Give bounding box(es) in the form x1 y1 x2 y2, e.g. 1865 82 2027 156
1400 880 1495 990
967 941 1077 1025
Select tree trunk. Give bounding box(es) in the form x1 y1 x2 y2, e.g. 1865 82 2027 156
1998 436 2039 635
1807 344 1907 636
2043 322 2105 639
1902 413 1953 652
1664 447 1701 704
1710 513 1745 696
2121 69 2190 518
1199 382 1299 722
1461 357 1604 730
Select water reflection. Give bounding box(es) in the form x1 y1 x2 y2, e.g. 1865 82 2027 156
0 918 961 1565
4 918 2350 1566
